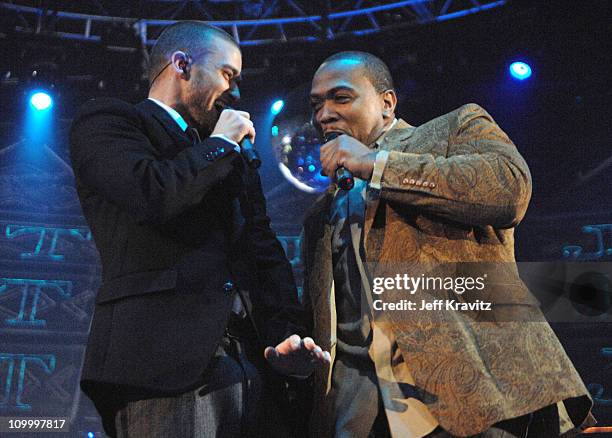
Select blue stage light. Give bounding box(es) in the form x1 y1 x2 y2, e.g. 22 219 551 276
30 92 53 110
509 62 532 80
87 433 94 438
271 100 284 115
308 164 316 173
271 125 279 136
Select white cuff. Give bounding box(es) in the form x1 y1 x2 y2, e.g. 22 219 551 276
211 134 242 153
369 150 389 190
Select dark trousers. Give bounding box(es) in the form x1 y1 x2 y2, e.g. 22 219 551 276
114 335 263 438
330 354 387 438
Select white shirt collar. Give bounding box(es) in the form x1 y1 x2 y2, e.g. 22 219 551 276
148 98 188 132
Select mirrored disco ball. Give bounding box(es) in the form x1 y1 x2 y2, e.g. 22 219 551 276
271 119 330 193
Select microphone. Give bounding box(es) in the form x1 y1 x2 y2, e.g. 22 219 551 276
239 137 262 169
216 103 261 169
324 132 354 190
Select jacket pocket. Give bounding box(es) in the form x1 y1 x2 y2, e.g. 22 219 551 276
96 268 177 304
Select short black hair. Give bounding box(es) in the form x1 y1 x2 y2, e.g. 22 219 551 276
319 51 394 93
148 21 239 86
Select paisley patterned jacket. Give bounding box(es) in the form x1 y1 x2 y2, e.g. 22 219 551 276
302 104 594 436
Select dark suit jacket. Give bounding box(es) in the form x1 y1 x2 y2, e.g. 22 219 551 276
70 98 304 436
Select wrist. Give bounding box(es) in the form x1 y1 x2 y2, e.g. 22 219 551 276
210 134 241 152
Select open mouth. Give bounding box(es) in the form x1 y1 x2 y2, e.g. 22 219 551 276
323 129 346 136
212 101 231 125
214 100 232 112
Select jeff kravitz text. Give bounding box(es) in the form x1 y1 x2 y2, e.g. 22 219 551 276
371 273 492 312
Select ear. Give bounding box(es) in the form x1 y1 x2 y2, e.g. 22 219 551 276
171 50 190 75
381 89 397 119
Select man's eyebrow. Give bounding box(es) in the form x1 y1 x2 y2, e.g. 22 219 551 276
310 86 355 99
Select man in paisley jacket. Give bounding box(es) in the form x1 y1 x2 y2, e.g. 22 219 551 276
302 51 595 437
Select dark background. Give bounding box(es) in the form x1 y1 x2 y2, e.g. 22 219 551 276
1 0 611 244
0 0 610 435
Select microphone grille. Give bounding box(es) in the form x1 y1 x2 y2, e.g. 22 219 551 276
324 132 341 142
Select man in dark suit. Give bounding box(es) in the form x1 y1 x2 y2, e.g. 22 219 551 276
70 21 328 437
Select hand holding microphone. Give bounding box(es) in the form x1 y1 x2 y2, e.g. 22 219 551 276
323 132 354 190
320 133 377 189
211 107 261 168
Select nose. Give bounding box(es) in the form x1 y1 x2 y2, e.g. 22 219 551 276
316 102 337 126
227 81 240 103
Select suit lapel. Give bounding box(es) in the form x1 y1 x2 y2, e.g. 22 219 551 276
313 220 336 360
137 99 192 152
304 188 336 347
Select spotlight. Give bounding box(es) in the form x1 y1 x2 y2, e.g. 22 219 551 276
271 125 279 136
30 91 53 111
271 100 285 115
509 62 532 80
87 433 95 438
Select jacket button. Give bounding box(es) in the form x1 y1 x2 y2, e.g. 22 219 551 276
422 181 429 187
409 179 416 185
223 281 234 292
415 180 422 186
430 182 436 188
402 178 409 184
